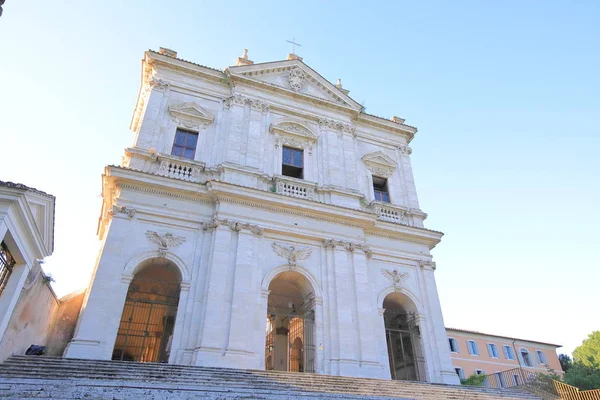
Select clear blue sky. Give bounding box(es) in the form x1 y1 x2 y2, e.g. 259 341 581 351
1 1 598 357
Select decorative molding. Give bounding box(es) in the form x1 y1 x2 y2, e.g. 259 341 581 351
322 239 372 258
272 242 312 268
202 218 263 236
147 76 170 90
224 94 270 113
362 151 397 178
381 268 409 291
108 205 136 219
168 102 215 130
397 144 412 156
318 117 355 134
270 120 317 153
419 260 437 271
118 183 211 204
287 66 308 92
145 230 186 257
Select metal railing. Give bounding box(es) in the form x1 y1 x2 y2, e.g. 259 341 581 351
485 367 600 400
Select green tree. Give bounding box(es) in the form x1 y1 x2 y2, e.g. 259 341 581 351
559 354 572 372
563 361 600 391
573 331 600 367
461 373 487 386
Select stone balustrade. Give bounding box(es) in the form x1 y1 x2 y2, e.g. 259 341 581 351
371 202 412 225
157 156 204 183
273 175 316 200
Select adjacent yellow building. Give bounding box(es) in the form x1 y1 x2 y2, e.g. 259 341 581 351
446 327 562 384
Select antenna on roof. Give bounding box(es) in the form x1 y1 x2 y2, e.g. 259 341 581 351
286 38 302 54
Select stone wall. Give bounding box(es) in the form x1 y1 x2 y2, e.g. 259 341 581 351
46 290 85 357
0 270 59 360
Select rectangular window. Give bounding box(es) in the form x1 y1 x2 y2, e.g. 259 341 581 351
503 345 515 360
512 374 521 386
282 146 304 179
475 369 485 375
448 338 459 353
372 176 390 202
171 129 198 160
536 350 547 364
467 340 479 356
455 367 465 380
487 343 499 358
498 373 507 388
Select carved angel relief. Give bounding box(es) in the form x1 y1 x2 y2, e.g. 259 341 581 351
146 231 186 257
272 242 312 269
381 269 409 292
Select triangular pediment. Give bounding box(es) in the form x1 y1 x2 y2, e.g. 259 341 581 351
228 60 362 111
168 102 215 124
270 119 317 140
362 151 397 177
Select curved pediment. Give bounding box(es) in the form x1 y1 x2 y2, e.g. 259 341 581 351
362 151 397 177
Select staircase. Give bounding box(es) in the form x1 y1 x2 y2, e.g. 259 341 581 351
0 356 541 399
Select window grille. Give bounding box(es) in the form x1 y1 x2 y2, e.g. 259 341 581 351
0 242 16 296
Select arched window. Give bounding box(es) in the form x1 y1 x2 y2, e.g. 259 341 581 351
520 348 533 367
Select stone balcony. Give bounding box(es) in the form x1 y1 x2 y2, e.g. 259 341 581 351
157 156 205 182
370 201 413 226
272 175 317 200
122 148 206 183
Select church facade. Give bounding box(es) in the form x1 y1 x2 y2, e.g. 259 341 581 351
64 48 460 384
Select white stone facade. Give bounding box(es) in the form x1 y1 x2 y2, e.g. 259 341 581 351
65 49 460 384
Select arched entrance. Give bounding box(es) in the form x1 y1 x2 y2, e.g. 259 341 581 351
383 292 426 381
112 258 181 362
265 270 315 373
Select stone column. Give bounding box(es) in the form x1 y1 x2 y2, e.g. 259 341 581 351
224 98 246 165
419 261 461 384
244 103 268 169
175 227 206 364
351 248 379 366
168 282 190 364
332 243 360 374
257 289 270 369
322 240 340 374
376 307 392 378
195 223 234 364
226 226 262 368
64 217 133 360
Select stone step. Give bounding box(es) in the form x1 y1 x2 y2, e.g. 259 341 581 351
0 356 540 400
0 370 532 400
0 357 528 394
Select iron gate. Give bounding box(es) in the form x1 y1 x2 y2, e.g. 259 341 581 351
265 293 315 373
112 278 179 362
384 311 426 381
0 242 15 297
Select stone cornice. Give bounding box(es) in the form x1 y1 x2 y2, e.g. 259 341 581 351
102 166 443 248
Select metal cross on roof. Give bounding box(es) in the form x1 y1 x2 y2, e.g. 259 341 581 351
286 38 302 54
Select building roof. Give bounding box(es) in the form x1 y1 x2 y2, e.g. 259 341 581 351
148 49 417 137
446 327 562 348
0 181 55 199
